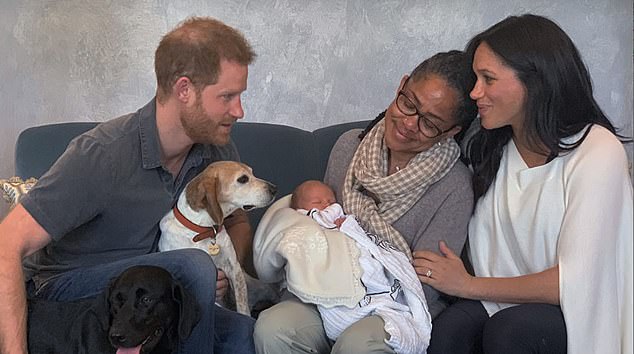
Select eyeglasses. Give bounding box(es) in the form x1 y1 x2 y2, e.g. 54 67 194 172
395 80 457 138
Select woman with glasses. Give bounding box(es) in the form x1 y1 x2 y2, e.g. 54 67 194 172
417 14 632 354
254 50 478 354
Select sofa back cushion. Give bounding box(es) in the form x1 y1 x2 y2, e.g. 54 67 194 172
313 121 370 180
14 120 370 226
15 122 99 180
231 122 319 225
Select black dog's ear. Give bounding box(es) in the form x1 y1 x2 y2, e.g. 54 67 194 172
96 277 118 331
172 281 201 340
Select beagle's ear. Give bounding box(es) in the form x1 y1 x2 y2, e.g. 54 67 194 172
185 174 206 211
202 176 224 224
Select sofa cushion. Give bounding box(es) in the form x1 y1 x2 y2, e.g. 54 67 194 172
231 122 319 226
15 122 99 180
313 120 370 180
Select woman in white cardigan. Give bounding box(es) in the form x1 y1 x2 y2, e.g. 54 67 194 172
417 14 633 354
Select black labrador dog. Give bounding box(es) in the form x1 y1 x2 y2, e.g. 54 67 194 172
28 265 200 354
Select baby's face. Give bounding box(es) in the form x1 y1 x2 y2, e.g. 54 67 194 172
298 183 336 211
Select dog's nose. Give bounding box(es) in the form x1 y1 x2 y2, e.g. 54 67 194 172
110 332 128 344
268 183 277 196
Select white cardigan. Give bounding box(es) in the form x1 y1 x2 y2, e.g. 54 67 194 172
469 125 633 354
254 197 431 354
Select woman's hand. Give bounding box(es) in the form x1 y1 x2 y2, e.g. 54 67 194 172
413 240 473 298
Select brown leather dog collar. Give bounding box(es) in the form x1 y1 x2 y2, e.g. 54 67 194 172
172 205 221 242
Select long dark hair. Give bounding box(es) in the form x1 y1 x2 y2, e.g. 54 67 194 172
360 50 478 145
466 14 629 200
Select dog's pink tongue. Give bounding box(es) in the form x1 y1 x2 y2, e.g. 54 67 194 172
116 345 141 354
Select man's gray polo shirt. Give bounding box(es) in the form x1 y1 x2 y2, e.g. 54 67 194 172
21 99 238 287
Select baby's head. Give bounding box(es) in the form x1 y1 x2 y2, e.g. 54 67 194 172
290 180 336 211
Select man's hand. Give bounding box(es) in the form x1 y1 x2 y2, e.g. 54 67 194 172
216 270 229 302
0 205 52 354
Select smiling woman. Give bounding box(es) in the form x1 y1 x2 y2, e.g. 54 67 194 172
469 43 527 133
395 77 459 139
384 74 463 166
254 50 479 354
423 14 633 354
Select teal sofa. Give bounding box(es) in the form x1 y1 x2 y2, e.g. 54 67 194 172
14 120 371 227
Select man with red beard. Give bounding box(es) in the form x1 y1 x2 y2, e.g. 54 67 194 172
0 17 257 354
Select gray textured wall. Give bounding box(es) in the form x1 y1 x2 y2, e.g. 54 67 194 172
1 0 632 218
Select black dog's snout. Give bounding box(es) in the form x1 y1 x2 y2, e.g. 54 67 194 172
110 332 127 344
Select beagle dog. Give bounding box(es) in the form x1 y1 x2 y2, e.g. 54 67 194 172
159 161 277 315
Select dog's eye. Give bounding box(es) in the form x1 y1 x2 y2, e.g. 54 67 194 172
237 175 249 184
140 296 154 305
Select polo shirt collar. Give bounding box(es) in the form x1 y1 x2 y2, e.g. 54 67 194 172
138 97 212 170
138 98 162 169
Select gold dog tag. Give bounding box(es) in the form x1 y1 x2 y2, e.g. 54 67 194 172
208 243 220 255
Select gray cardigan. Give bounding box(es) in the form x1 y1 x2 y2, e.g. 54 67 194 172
324 129 473 318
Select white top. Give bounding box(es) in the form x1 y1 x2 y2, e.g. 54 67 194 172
469 125 633 354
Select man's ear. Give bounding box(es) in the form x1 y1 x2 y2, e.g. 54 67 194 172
174 76 195 103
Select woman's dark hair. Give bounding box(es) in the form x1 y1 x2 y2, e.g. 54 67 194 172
360 50 478 145
465 14 629 200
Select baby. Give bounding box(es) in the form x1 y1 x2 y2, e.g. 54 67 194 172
290 180 346 229
286 180 430 353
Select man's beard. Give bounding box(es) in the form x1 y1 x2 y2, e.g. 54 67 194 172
180 100 231 146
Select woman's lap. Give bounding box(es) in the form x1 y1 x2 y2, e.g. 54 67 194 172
254 295 392 354
428 299 566 354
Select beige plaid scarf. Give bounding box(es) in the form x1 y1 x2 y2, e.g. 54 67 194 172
342 120 460 260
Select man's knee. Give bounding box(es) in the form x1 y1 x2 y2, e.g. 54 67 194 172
169 248 216 271
156 249 217 307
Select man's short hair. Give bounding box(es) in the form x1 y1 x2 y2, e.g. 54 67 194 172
155 17 256 103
